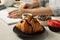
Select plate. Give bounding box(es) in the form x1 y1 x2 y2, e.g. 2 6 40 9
13 26 45 38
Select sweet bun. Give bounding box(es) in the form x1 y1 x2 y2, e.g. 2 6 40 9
16 13 44 34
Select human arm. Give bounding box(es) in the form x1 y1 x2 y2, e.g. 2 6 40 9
8 7 54 18
22 7 54 16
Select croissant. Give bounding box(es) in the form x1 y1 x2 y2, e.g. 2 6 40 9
16 15 44 34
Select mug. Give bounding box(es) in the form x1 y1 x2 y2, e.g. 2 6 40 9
1 0 15 6
22 13 32 19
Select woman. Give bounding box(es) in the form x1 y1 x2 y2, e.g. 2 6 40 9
8 0 60 18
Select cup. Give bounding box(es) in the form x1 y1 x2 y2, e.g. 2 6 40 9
22 13 32 19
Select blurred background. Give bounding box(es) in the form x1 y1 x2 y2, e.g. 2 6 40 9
0 0 20 3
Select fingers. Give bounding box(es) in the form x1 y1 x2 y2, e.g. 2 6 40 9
9 10 18 15
8 10 22 18
8 15 21 18
9 9 21 15
15 2 32 9
19 3 28 9
24 4 30 9
23 4 33 9
8 12 22 18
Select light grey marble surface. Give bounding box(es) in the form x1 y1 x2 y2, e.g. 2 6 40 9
0 19 60 40
0 7 60 40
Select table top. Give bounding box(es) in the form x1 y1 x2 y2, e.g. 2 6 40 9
0 19 60 40
0 7 60 40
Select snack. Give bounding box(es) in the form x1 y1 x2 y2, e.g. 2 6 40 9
38 15 51 21
47 20 60 32
16 14 44 34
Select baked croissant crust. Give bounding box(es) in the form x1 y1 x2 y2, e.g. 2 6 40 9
16 15 44 34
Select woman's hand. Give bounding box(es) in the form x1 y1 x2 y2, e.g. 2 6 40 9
8 9 23 18
8 3 33 18
19 3 33 9
23 3 33 9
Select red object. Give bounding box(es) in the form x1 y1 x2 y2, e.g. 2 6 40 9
47 20 60 28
